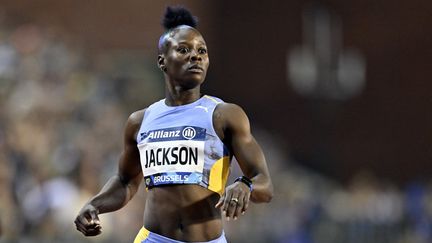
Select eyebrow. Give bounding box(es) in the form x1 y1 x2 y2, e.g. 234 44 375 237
176 40 207 46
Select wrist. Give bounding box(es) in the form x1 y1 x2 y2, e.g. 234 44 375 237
87 199 101 213
234 176 253 192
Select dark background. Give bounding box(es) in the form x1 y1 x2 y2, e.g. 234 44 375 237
1 0 431 184
1 1 432 242
211 0 432 184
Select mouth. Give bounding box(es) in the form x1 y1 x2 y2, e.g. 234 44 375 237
187 65 204 73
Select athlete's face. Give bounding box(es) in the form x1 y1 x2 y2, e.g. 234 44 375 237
159 27 209 89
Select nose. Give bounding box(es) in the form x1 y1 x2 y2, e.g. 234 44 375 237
190 49 202 62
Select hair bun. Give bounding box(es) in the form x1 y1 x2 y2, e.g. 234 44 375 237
162 6 198 30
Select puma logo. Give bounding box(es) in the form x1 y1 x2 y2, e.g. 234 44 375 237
195 105 208 112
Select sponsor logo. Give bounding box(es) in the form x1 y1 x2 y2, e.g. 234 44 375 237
194 105 209 112
182 127 196 140
140 126 200 142
153 174 189 184
146 130 181 140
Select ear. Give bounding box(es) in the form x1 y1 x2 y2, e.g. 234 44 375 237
158 55 167 72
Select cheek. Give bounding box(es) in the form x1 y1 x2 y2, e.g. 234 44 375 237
167 59 185 72
203 59 210 71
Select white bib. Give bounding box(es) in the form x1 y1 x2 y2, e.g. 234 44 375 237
138 140 205 176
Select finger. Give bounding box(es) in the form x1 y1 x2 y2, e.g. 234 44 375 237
77 207 100 226
76 224 102 236
242 191 251 215
76 223 92 235
233 195 245 220
75 223 86 234
226 192 240 220
221 192 233 217
83 227 102 237
86 222 102 231
89 210 100 224
75 216 101 234
75 220 102 233
75 214 91 227
215 194 225 208
87 225 102 236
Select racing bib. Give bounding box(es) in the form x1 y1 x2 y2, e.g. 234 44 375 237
137 126 206 188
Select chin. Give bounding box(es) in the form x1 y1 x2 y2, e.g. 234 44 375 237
182 75 206 88
181 80 204 90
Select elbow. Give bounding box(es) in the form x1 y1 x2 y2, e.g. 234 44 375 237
262 184 274 203
117 174 141 202
251 183 274 203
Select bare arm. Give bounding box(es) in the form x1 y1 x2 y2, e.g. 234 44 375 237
74 110 144 236
215 103 273 220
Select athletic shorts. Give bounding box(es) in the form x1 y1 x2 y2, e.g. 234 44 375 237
133 227 228 243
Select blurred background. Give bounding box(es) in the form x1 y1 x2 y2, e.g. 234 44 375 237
0 0 431 242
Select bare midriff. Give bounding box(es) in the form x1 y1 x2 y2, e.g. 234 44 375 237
143 184 223 242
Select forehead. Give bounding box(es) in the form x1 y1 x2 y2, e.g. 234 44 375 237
169 26 206 45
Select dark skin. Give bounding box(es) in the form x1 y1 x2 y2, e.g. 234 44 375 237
74 26 273 241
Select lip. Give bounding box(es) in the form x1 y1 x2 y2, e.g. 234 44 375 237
187 65 204 73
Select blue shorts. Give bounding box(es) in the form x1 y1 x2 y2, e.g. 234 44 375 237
133 227 227 243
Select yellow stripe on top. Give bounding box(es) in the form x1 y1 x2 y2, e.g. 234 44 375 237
133 227 150 243
208 156 231 195
203 95 221 104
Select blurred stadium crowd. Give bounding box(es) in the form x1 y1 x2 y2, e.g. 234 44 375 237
1 21 432 243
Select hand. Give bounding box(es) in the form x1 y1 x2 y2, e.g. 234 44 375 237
74 204 102 236
215 181 251 221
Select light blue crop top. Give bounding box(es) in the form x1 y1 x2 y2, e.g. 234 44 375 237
136 95 232 195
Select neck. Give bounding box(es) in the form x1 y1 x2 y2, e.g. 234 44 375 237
165 81 202 106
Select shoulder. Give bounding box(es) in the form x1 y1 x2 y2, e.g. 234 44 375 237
126 98 165 128
214 102 250 132
127 109 147 127
216 102 243 113
124 108 147 140
215 102 248 120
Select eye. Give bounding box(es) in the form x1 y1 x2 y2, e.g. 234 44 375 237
198 48 207 54
177 47 189 54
